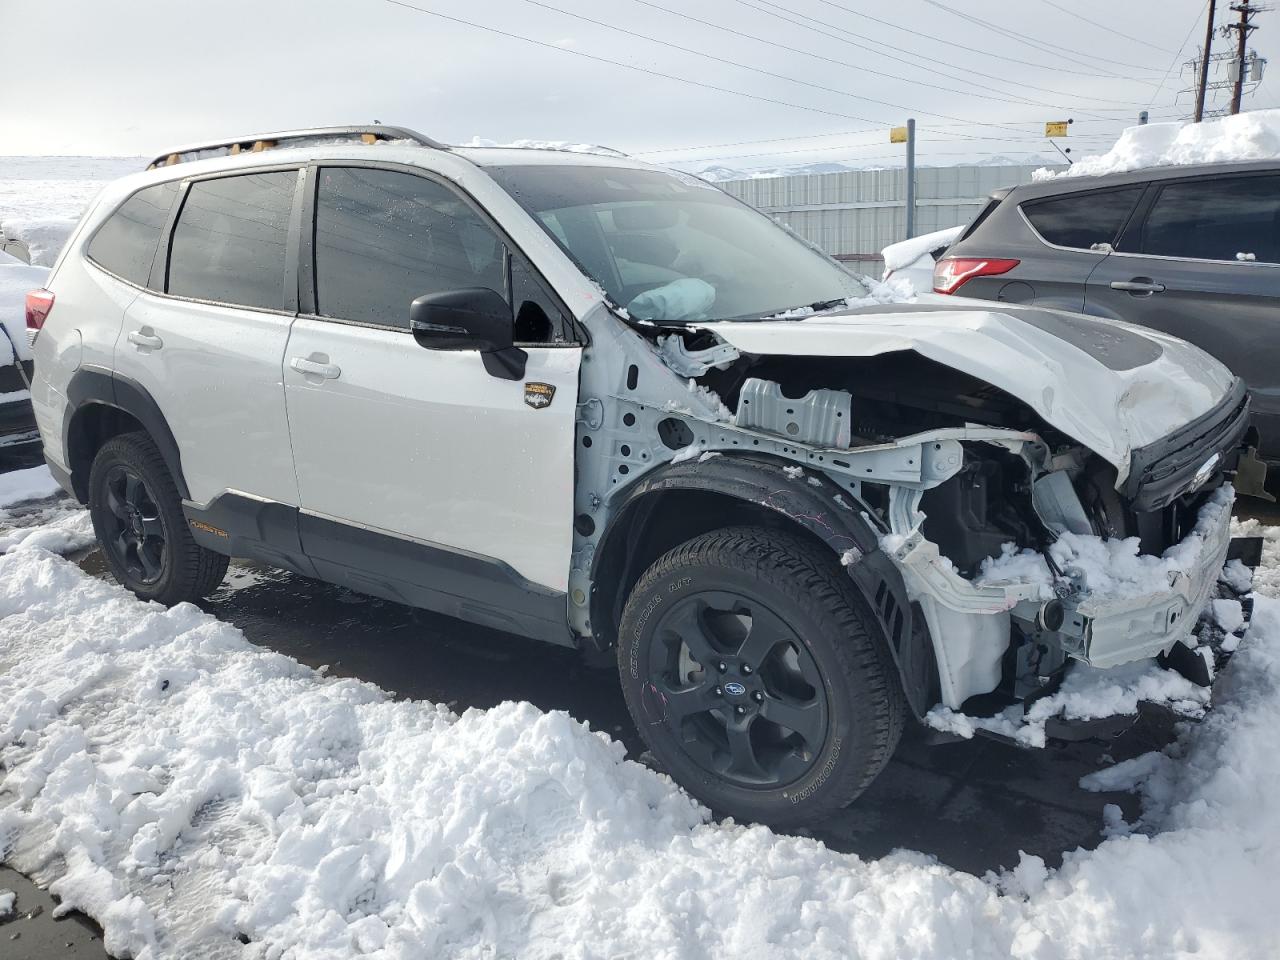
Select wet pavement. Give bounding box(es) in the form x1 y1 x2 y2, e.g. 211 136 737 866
4 476 1270 957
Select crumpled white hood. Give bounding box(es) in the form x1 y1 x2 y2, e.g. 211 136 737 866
698 302 1237 480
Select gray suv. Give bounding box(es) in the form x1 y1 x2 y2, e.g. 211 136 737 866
936 161 1279 466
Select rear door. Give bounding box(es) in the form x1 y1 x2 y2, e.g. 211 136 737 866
115 168 303 506
282 165 581 613
954 185 1144 309
1084 173 1280 458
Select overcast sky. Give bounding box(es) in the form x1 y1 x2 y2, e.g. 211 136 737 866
2 0 1276 172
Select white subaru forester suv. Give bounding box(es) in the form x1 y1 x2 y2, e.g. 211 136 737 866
26 126 1255 826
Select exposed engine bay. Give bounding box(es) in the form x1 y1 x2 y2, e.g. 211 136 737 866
595 320 1247 714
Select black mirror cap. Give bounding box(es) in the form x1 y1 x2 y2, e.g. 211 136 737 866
410 287 513 352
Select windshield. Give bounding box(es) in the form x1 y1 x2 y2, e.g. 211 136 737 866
485 163 868 322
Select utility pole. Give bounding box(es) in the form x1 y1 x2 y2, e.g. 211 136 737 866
1227 2 1263 114
1196 0 1218 121
905 118 916 240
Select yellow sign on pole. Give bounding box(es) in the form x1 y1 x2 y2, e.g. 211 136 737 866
889 126 909 144
1045 121 1070 138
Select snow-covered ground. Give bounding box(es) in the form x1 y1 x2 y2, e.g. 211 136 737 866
0 156 138 266
2 469 1280 959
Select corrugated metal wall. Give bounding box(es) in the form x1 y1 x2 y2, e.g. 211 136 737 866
719 163 1065 276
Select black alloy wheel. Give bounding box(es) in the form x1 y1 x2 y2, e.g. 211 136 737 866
642 589 828 789
618 526 905 827
88 432 229 605
100 463 168 584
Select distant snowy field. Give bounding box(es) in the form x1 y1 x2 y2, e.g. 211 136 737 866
5 148 1280 959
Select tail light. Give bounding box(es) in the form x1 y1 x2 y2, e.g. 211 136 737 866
933 257 1019 295
25 288 55 333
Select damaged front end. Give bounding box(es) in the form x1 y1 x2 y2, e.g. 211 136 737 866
598 316 1257 738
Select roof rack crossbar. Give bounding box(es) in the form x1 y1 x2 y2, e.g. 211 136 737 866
145 126 446 170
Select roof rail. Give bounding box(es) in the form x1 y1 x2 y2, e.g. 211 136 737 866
145 125 447 170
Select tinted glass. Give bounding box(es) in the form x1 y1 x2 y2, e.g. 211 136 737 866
168 171 296 310
1136 176 1280 263
1022 187 1144 250
314 168 507 328
485 164 868 322
88 181 179 286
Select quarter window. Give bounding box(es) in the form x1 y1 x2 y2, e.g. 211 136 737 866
87 181 180 286
313 167 507 329
167 171 297 310
1022 187 1144 250
1133 176 1280 263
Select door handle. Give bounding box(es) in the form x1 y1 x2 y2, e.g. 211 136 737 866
1110 279 1166 295
128 330 164 350
290 355 341 379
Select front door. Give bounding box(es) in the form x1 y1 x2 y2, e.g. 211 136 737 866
1084 173 1280 459
282 165 581 633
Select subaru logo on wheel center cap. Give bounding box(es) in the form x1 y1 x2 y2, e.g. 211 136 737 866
723 681 747 697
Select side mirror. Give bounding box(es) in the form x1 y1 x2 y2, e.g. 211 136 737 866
409 287 527 380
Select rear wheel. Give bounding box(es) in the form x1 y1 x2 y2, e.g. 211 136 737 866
88 432 228 605
618 526 904 826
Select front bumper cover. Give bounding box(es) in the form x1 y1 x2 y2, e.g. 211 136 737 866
1013 489 1233 669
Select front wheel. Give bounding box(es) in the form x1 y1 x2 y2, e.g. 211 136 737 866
88 432 228 605
618 526 905 827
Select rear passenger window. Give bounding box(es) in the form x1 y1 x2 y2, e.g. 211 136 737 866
88 182 179 286
1134 176 1280 263
1022 187 1144 250
167 171 297 310
313 167 507 328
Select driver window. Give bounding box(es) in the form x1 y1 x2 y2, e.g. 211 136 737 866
314 167 506 329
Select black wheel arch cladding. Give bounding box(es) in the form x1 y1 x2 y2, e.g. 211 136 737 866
64 366 190 503
592 454 939 719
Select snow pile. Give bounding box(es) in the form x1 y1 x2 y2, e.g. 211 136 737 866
0 218 77 267
0 465 61 509
881 225 964 275
0 156 139 266
0 887 14 919
3 543 1280 957
1035 109 1280 181
927 657 1211 749
0 465 94 556
979 484 1233 600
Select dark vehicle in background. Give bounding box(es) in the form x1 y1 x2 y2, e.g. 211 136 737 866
934 160 1279 472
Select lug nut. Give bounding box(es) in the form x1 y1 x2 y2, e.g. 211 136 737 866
752 691 763 703
718 661 728 673
735 705 746 716
741 664 753 675
714 686 723 697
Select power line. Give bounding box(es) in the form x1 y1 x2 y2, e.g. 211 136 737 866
1038 0 1178 53
625 0 1155 114
922 0 1172 76
792 0 1171 83
509 0 1062 136
376 0 893 126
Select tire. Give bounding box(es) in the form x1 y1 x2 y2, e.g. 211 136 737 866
618 526 905 827
88 431 228 605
